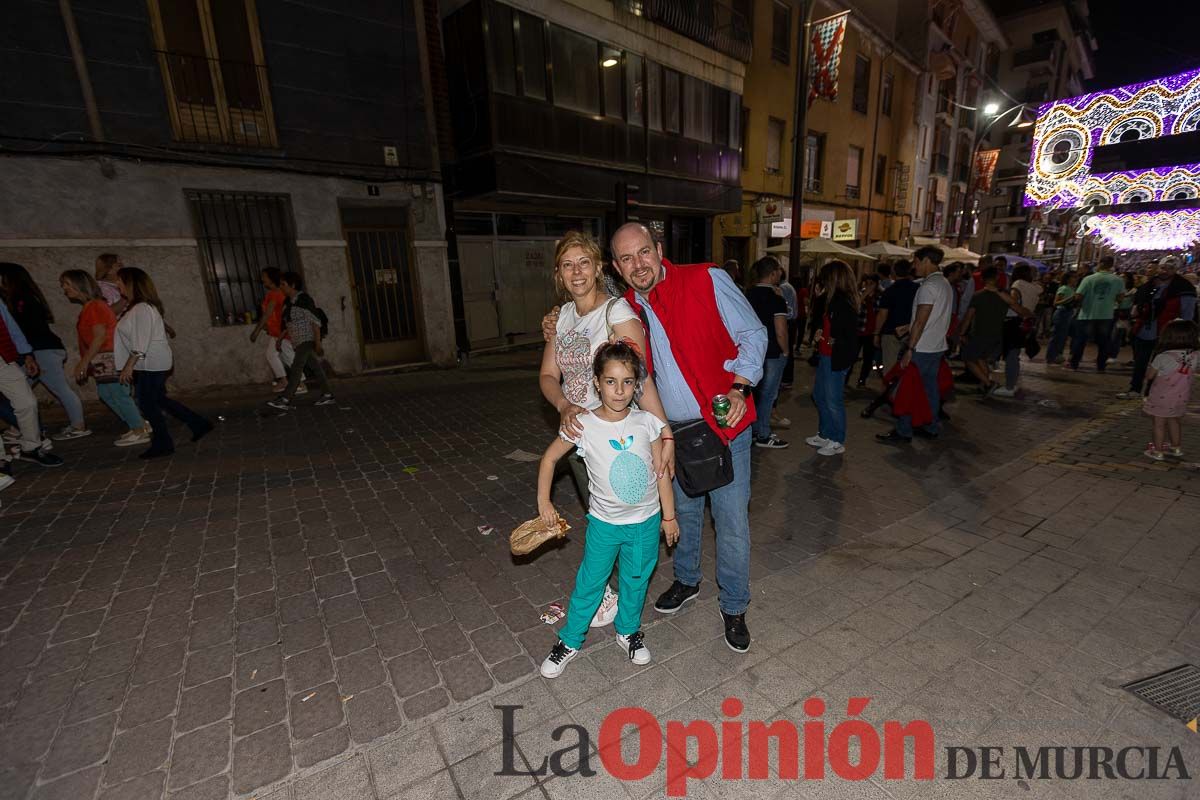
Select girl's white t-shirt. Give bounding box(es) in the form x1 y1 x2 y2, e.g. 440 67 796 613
555 297 637 410
563 409 664 525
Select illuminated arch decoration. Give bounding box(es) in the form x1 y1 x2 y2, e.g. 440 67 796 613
1083 209 1200 251
1025 68 1200 208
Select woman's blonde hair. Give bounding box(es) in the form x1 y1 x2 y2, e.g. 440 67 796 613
816 259 861 311
553 231 603 298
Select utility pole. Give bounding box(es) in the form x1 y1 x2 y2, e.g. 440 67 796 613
787 1 815 278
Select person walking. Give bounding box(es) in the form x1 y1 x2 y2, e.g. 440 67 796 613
267 272 336 411
0 263 90 441
959 265 1031 395
806 260 859 456
778 268 799 392
1119 255 1199 398
1045 272 1080 364
1068 256 1124 372
994 262 1040 398
58 270 150 446
872 259 919 379
852 274 879 388
1141 320 1199 461
0 300 61 467
249 268 295 393
1110 273 1136 361
534 342 678 677
609 223 766 653
114 267 212 458
877 246 953 444
746 257 789 449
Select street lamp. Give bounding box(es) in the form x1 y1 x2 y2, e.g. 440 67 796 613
956 103 1035 246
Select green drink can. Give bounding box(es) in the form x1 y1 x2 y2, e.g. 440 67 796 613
712 394 731 427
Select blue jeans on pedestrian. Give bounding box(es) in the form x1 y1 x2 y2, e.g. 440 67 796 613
812 355 847 443
97 381 145 430
134 370 210 453
896 350 944 438
1070 318 1115 370
1045 308 1076 363
671 427 751 615
751 355 786 441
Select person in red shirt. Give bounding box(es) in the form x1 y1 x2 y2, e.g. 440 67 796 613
852 274 879 387
249 268 295 392
59 270 149 446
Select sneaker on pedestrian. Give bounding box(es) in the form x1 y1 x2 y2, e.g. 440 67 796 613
1115 391 1139 400
539 640 578 678
616 631 651 665
1144 444 1164 461
114 428 151 447
991 387 1017 398
0 473 13 492
804 434 830 448
721 610 750 653
271 379 286 393
770 414 791 429
590 585 619 628
653 580 699 613
50 426 92 442
295 384 309 395
754 434 789 449
817 441 845 456
875 431 912 445
1166 446 1184 458
314 394 336 406
18 447 63 468
267 397 292 411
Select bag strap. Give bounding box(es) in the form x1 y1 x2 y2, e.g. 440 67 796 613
603 297 616 340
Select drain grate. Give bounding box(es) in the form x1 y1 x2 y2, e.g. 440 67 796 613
1123 664 1200 723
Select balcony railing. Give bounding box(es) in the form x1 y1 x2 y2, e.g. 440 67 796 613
932 153 950 176
155 50 276 147
805 177 822 193
615 0 752 62
1013 42 1056 69
845 184 860 200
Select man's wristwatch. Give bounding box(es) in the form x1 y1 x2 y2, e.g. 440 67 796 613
730 382 752 397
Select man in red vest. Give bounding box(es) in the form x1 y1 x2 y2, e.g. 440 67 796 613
610 223 767 653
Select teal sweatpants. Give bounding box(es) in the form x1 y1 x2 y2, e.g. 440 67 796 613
558 513 661 649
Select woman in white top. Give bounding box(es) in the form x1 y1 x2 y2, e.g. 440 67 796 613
115 267 211 459
538 231 674 629
996 262 1042 397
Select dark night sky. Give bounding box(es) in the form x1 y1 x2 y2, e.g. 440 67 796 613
1088 1 1200 89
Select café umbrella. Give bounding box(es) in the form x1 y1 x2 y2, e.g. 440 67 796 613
764 237 875 260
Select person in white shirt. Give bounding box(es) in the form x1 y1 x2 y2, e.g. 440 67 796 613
115 267 211 459
994 262 1041 397
878 245 952 444
535 342 678 678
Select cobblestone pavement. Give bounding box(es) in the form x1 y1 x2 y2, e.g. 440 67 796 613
0 349 1197 800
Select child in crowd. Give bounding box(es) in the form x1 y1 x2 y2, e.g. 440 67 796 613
267 272 335 410
535 342 678 678
1142 319 1199 461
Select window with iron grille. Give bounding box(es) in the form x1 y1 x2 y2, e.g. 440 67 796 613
186 191 302 326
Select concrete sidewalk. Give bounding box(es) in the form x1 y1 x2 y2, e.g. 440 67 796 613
0 352 1197 799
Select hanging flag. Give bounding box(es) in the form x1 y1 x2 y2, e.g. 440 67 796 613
807 12 850 108
972 148 1001 194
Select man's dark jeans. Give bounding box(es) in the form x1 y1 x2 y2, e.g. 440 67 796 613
1070 318 1115 370
1129 336 1157 393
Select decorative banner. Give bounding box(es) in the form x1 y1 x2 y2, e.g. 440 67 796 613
1025 67 1200 208
807 12 849 108
972 149 1001 194
1084 209 1200 251
832 219 858 241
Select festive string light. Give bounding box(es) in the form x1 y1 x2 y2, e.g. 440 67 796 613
1083 209 1200 251
1024 68 1200 208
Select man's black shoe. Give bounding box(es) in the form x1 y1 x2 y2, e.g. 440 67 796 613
653 580 699 614
913 427 939 439
721 611 750 653
875 431 912 444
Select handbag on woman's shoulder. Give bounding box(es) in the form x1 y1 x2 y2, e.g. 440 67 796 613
89 352 120 384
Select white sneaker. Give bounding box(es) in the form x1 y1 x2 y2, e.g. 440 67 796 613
590 585 619 628
991 387 1017 398
616 632 651 665
805 434 830 448
295 384 309 395
817 442 845 456
114 429 151 447
0 473 14 492
539 640 578 678
50 426 93 442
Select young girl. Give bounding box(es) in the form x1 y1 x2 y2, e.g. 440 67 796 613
535 342 678 678
1143 319 1199 461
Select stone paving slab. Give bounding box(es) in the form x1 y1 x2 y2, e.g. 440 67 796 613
1 351 1198 799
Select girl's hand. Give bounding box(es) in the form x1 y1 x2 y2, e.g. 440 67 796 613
661 517 680 546
559 404 588 438
653 439 675 480
119 362 135 385
538 501 558 528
